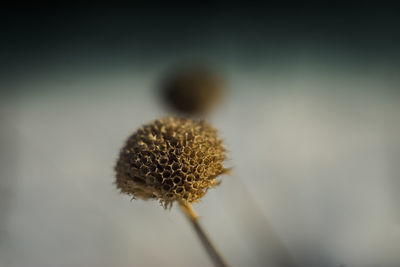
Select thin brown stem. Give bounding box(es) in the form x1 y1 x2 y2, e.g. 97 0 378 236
178 200 229 267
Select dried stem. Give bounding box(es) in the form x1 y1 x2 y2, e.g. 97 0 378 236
178 200 229 267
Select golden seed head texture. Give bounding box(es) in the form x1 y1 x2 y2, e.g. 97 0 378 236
161 65 224 114
115 117 228 207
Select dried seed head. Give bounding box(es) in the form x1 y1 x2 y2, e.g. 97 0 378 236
115 117 228 207
161 65 224 114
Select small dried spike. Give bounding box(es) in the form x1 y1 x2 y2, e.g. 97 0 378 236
115 117 228 207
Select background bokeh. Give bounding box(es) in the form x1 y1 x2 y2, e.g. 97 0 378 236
1 5 399 267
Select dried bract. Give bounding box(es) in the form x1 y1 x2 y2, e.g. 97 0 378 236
115 117 228 207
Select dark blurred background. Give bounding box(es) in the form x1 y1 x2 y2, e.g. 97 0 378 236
1 4 399 267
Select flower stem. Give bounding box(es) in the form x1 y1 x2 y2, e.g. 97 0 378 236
178 200 229 267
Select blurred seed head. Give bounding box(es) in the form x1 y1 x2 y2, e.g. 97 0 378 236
160 65 225 115
115 117 228 208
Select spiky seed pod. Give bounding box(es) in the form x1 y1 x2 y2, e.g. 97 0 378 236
115 117 228 207
161 65 224 114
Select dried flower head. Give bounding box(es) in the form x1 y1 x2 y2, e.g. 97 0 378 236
115 117 228 207
161 65 224 114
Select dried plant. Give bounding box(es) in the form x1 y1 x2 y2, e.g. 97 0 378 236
160 66 224 114
115 116 229 266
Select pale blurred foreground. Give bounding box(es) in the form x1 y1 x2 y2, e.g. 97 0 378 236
0 62 399 266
